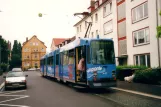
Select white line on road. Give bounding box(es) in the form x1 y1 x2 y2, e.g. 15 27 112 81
0 82 5 90
0 96 29 104
95 94 128 107
2 90 27 95
0 103 30 107
0 94 28 97
110 87 161 100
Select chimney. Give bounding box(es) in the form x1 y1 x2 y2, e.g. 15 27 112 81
26 37 28 42
90 0 95 6
88 0 95 13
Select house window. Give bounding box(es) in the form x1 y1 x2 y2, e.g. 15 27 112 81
91 32 94 38
35 62 37 67
36 43 39 46
35 54 37 58
103 2 112 17
133 27 149 46
33 42 36 46
80 25 81 32
134 54 150 67
96 30 98 36
95 13 98 22
91 16 93 22
132 2 148 23
41 48 44 52
24 48 27 52
104 20 113 34
85 21 87 29
77 27 79 33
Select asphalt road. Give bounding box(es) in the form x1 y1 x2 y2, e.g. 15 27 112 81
0 71 124 107
0 71 160 107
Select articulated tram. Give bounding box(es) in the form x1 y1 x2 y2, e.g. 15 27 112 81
40 37 116 88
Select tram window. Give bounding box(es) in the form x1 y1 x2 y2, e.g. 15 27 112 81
68 49 74 64
63 51 69 65
48 56 53 65
47 57 50 65
87 46 90 64
43 59 45 65
56 54 59 65
40 60 42 66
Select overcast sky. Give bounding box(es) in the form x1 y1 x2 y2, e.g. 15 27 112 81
0 0 90 52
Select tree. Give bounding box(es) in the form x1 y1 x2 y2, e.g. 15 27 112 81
0 37 9 63
157 11 161 38
10 40 22 69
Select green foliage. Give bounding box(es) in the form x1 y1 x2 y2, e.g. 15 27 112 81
116 65 147 71
133 68 161 85
157 26 161 38
0 63 8 72
38 13 42 17
157 10 161 38
35 65 38 68
116 65 148 81
10 40 22 69
0 37 9 63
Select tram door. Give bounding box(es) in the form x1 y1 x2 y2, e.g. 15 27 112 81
75 46 86 82
59 52 63 80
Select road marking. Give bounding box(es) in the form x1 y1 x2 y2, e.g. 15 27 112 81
110 87 161 100
0 82 5 90
0 103 30 107
0 89 29 107
3 90 27 95
0 95 28 97
95 94 128 107
0 96 29 103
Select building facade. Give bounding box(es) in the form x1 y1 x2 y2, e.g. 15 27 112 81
50 36 76 51
74 0 161 67
50 38 66 51
22 35 46 70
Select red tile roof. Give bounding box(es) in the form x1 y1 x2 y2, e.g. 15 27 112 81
52 38 66 46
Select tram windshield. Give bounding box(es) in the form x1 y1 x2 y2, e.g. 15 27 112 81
91 40 115 64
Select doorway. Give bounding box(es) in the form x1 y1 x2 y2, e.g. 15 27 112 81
75 46 87 83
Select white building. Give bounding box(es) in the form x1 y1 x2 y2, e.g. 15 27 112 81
74 0 161 67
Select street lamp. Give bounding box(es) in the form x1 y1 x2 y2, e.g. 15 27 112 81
74 12 92 38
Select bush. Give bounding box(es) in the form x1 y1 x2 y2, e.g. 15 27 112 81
0 63 8 72
116 65 148 81
133 68 161 85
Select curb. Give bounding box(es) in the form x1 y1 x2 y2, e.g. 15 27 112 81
110 87 161 100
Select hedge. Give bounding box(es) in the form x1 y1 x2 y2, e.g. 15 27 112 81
116 65 148 81
133 68 161 85
0 63 9 75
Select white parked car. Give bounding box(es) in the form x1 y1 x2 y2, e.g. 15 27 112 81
12 68 23 72
4 72 28 90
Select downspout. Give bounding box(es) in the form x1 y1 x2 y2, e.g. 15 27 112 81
156 0 161 67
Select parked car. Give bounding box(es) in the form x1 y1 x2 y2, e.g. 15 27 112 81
28 68 36 71
3 71 28 90
12 68 23 72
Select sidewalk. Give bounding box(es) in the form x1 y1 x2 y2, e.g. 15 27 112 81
116 81 161 96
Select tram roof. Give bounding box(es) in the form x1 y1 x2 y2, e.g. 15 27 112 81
59 37 113 52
